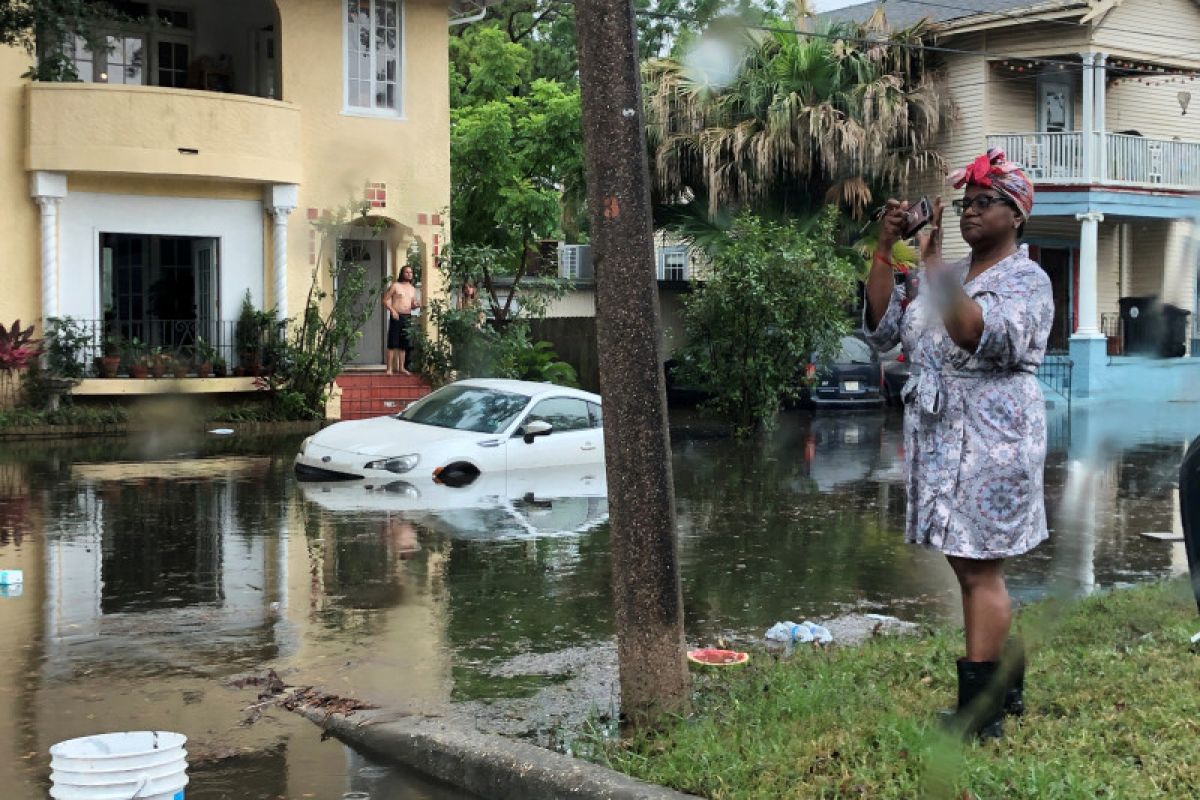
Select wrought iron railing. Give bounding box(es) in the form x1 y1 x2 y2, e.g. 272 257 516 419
1037 354 1073 412
54 319 284 378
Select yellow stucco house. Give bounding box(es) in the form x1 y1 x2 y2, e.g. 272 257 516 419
1 0 474 381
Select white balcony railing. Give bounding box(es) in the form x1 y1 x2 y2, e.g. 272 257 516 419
986 132 1200 191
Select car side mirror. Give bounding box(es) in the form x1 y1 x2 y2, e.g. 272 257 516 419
522 420 553 443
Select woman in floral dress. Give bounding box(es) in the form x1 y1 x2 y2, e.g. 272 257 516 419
865 149 1054 740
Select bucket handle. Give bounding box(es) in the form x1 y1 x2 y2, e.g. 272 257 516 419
128 775 149 800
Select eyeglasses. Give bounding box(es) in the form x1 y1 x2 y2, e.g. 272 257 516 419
952 195 1016 215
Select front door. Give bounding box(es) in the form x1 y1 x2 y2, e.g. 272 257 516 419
343 239 387 366
1037 77 1073 133
1037 247 1074 352
192 239 219 349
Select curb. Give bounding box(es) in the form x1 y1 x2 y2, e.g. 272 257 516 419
296 706 701 800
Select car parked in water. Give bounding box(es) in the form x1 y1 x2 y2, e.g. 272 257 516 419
294 379 604 484
801 334 885 409
879 342 910 407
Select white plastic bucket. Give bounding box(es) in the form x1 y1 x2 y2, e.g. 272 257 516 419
49 731 188 800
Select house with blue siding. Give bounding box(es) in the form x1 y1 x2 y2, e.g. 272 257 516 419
832 0 1200 401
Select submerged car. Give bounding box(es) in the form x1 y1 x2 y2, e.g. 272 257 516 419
294 379 604 483
802 334 885 409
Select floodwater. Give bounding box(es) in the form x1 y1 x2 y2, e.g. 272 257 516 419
0 402 1196 799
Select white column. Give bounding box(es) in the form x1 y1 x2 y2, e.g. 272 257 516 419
269 208 293 318
264 184 299 319
1075 210 1105 337
1094 53 1108 182
30 171 68 323
1080 53 1096 182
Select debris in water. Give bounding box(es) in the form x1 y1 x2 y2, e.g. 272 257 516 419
1139 531 1183 542
208 428 235 435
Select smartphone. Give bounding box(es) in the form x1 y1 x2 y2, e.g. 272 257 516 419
902 197 932 239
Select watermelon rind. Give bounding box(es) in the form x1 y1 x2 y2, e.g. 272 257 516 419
687 648 750 669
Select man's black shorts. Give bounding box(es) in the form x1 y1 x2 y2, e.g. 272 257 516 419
387 314 412 350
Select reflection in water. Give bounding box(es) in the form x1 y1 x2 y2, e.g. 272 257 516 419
0 404 1196 797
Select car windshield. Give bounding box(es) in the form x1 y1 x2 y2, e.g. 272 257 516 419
398 385 530 433
839 336 875 365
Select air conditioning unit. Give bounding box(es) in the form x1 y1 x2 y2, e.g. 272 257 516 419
559 244 593 281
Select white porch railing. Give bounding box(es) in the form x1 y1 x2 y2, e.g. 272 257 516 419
986 132 1200 191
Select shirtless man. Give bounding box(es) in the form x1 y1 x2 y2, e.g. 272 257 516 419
383 265 420 375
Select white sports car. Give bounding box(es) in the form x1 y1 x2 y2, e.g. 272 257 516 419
293 379 605 484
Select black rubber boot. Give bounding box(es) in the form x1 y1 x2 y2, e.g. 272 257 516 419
942 658 1005 741
1002 636 1025 718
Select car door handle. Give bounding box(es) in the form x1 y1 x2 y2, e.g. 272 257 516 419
581 443 597 451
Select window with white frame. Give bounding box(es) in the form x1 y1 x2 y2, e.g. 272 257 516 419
67 4 193 88
346 0 403 114
658 247 689 281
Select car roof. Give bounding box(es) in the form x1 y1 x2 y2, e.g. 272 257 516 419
452 378 602 404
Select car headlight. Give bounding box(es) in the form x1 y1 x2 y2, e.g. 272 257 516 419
300 436 313 455
363 454 420 474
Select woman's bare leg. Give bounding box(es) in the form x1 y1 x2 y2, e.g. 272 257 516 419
947 556 1011 662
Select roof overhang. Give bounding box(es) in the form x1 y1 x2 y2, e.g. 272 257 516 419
936 0 1091 36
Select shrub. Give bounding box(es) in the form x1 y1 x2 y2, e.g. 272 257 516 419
679 208 858 437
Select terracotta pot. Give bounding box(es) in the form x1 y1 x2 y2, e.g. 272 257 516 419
129 364 149 379
196 362 213 379
213 364 228 378
99 356 121 378
151 361 166 379
172 365 190 379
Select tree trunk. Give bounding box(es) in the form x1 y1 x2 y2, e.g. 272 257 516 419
575 0 691 730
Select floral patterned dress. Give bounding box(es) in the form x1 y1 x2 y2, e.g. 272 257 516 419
865 245 1055 559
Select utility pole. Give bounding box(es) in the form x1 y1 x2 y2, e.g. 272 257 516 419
574 0 691 728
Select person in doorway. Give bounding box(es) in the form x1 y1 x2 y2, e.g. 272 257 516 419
383 265 420 375
864 148 1054 740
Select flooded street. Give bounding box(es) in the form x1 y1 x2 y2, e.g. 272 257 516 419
1 403 1196 799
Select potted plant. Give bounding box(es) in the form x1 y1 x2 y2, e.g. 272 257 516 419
236 291 263 376
195 336 217 378
212 354 228 378
148 346 167 379
171 355 190 379
98 335 121 378
124 338 148 378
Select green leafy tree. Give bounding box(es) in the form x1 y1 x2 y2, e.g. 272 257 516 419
416 242 576 388
1 0 126 80
679 208 857 437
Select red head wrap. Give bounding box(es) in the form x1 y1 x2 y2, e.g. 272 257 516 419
948 147 1034 219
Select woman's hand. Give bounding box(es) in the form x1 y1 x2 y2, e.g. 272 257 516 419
876 199 908 257
917 196 944 270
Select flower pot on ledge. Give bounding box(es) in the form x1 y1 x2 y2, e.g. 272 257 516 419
129 364 149 379
98 356 121 378
196 362 213 379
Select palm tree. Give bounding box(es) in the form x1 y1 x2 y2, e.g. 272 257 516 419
644 9 951 222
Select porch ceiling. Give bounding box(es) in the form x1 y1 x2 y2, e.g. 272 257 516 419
1031 187 1200 219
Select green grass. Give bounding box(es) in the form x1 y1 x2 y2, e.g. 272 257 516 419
584 580 1200 799
0 401 307 429
0 404 129 428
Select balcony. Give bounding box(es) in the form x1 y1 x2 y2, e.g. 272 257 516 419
26 83 301 184
986 132 1200 192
